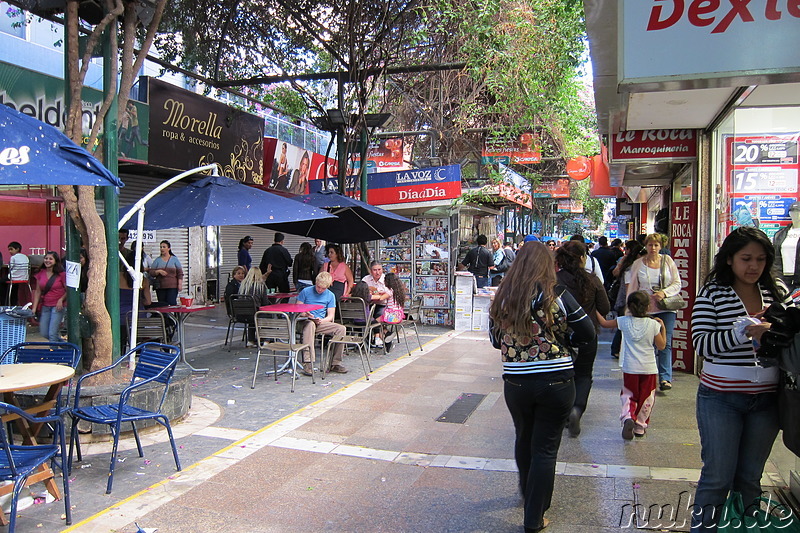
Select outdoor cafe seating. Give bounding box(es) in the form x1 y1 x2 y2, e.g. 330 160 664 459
226 294 259 350
253 310 311 392
325 297 374 380
68 342 182 494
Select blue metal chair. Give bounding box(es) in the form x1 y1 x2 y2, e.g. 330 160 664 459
68 342 182 494
0 401 71 532
1 342 82 416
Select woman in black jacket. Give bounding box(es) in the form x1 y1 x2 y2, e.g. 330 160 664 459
555 240 610 437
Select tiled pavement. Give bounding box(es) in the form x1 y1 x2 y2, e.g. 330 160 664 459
11 309 796 532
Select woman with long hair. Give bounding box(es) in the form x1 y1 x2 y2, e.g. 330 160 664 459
555 240 610 437
31 251 67 343
690 227 786 532
488 242 595 533
609 240 645 358
293 242 319 293
626 233 682 391
323 244 354 302
239 267 269 346
148 240 183 306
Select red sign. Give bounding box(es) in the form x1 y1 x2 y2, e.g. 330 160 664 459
482 132 542 164
351 137 405 171
610 129 698 162
566 156 591 180
670 201 697 374
533 179 570 198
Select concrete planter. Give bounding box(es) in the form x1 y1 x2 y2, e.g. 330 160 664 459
17 364 192 440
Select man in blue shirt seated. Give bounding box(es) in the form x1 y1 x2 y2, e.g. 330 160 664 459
297 271 348 375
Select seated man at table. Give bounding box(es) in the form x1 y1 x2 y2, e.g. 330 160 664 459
297 271 348 375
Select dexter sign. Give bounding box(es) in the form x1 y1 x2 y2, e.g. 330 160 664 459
368 165 461 205
611 129 698 162
646 0 800 34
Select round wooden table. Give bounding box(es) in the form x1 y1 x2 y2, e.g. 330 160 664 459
0 363 75 393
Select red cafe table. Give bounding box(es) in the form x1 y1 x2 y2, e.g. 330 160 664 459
159 304 216 372
258 303 323 376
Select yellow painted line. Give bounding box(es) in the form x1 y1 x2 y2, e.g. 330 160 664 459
64 332 446 530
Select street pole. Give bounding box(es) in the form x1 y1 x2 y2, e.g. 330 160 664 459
359 126 368 202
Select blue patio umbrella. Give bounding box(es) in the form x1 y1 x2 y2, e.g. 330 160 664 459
260 190 419 243
0 104 123 187
117 175 335 230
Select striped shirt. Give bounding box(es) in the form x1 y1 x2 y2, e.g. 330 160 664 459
691 282 782 393
499 288 596 376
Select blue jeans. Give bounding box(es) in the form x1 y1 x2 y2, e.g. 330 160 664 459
39 305 65 343
690 384 779 532
475 276 489 289
504 374 575 531
651 311 675 383
156 288 178 306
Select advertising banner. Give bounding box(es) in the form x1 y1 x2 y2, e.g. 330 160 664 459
610 129 698 162
0 61 149 163
351 137 405 171
263 139 313 194
621 0 800 83
367 165 461 205
723 133 800 240
481 132 541 164
148 78 264 184
533 179 570 198
670 201 697 374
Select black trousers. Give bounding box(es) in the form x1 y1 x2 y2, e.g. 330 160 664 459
266 271 290 303
504 374 574 531
572 340 598 413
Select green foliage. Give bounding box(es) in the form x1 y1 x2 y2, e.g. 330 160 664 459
572 179 604 227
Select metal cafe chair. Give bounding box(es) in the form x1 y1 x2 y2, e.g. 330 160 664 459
325 297 373 380
226 294 258 350
0 401 71 532
126 310 169 349
397 296 424 354
252 311 310 392
68 342 182 494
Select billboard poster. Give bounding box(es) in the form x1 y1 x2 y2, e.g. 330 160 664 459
351 137 405 172
0 61 149 163
481 132 541 164
723 133 800 243
533 179 570 198
670 201 697 374
264 140 313 194
148 78 264 184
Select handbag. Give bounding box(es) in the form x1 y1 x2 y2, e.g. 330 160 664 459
380 306 405 324
656 256 687 311
717 491 800 532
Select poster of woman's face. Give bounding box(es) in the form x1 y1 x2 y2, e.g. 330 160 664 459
270 142 308 194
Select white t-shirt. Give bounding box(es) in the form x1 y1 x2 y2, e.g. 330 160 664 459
584 256 604 284
618 315 661 375
9 253 29 281
781 228 800 275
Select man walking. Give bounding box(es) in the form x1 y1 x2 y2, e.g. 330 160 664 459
459 234 493 288
591 236 617 290
259 233 292 299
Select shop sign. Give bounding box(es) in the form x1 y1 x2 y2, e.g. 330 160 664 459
351 137 405 171
0 61 149 163
533 179 570 198
367 165 461 205
556 199 571 213
723 133 800 235
610 129 698 162
670 201 697 374
622 1 800 82
148 78 264 185
481 132 541 164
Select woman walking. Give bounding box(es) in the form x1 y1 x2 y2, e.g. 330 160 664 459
690 227 786 532
627 233 682 391
31 251 67 343
488 242 595 532
555 240 610 437
148 240 183 306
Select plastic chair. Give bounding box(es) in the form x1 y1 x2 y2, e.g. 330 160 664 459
68 342 182 494
0 401 71 532
226 294 258 350
126 310 169 349
325 297 373 380
1 342 81 417
252 311 311 392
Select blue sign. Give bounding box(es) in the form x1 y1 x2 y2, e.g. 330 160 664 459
730 195 798 223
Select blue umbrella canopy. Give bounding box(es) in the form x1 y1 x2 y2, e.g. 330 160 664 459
0 104 124 187
261 190 419 243
118 175 335 230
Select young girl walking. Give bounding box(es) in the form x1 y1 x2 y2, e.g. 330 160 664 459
597 291 666 440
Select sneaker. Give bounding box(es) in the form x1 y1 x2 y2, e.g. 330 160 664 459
372 337 384 347
622 418 635 440
328 365 348 374
634 423 646 437
300 363 313 377
567 406 582 437
660 380 672 391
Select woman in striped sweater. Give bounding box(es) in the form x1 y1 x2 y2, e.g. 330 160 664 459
690 227 787 532
489 241 595 533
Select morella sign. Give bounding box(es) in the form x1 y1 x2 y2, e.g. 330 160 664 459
621 0 800 82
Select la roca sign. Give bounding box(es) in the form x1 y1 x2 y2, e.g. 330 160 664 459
0 146 31 165
647 0 800 34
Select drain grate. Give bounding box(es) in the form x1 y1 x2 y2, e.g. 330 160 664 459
436 393 487 424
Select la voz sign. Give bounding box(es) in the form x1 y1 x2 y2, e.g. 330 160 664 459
368 165 462 204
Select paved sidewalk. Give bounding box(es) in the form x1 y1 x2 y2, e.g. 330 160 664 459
14 316 795 532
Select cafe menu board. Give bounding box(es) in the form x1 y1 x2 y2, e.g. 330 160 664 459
724 133 800 241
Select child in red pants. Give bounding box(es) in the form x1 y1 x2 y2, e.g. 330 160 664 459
597 291 666 439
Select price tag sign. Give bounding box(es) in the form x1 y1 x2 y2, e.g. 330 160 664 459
128 230 157 243
731 167 798 194
732 141 797 165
